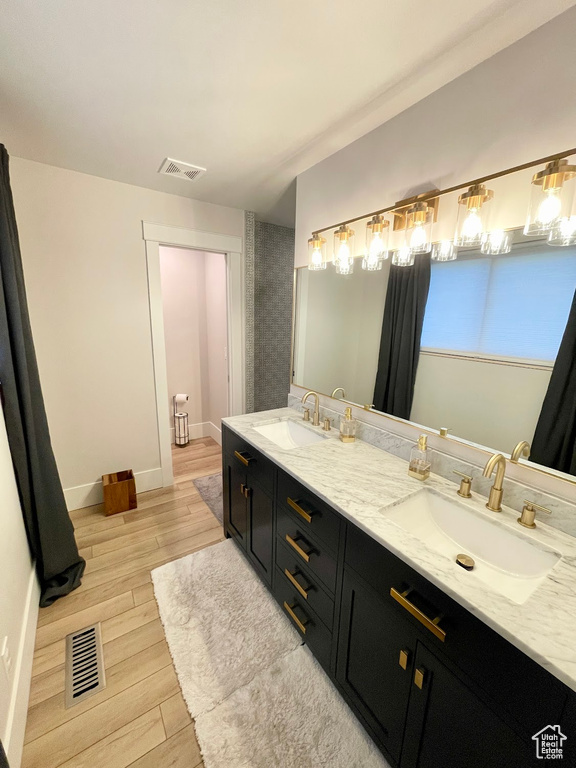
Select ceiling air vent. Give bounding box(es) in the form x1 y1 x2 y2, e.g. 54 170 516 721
158 157 206 182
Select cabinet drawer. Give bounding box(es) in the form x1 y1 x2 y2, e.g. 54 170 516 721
223 426 274 495
277 507 338 594
277 471 342 552
276 539 334 630
274 566 332 671
346 522 568 741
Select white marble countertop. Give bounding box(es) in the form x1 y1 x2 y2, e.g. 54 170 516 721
223 407 576 693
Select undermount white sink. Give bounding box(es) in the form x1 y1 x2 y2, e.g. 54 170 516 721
382 489 561 604
253 419 326 450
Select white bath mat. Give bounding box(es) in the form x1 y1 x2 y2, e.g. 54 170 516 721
152 538 390 768
195 645 389 768
151 539 301 716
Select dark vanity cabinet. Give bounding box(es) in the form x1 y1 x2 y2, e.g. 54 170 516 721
222 426 274 584
222 425 576 767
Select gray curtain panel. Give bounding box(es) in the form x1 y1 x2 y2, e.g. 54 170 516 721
531 289 576 474
373 254 431 420
0 145 85 607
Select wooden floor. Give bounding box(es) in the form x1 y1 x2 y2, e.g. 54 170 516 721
22 438 224 768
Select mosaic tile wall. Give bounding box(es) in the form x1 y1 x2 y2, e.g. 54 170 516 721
244 211 255 413
253 221 295 412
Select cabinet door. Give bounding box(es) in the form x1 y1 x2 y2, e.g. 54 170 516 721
401 643 535 768
336 569 416 765
247 481 273 583
226 458 247 548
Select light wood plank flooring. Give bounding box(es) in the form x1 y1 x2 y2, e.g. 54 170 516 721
22 438 224 768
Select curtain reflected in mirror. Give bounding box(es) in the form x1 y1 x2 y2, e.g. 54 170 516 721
293 229 576 480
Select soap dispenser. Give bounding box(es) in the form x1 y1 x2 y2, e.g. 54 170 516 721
408 434 431 480
339 407 357 443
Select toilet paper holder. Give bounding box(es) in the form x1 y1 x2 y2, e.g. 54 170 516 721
173 394 189 446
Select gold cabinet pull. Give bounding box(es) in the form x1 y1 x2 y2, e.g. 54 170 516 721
284 568 310 599
390 587 446 643
287 497 314 524
234 450 253 467
399 649 410 671
414 667 426 690
283 601 308 634
285 533 312 563
240 482 246 496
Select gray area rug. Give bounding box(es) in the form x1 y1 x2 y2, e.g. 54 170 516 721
193 473 223 524
152 539 389 768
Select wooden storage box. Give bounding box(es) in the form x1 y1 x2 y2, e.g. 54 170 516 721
102 469 137 516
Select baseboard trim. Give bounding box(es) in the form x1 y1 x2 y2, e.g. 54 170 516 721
206 421 222 445
170 421 222 446
4 566 40 768
64 467 163 511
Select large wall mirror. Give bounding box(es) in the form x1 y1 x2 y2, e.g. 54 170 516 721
293 228 576 482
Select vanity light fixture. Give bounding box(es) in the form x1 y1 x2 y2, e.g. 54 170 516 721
308 233 327 270
405 202 433 255
363 215 389 270
454 184 493 247
431 240 457 262
524 159 576 236
333 224 355 275
548 215 576 247
480 229 512 255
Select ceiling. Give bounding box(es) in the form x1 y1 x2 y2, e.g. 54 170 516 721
1 1 574 227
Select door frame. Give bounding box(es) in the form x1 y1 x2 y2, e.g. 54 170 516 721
143 221 245 487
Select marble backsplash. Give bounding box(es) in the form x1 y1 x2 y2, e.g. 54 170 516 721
287 394 576 538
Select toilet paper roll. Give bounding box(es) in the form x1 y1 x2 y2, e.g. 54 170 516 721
174 394 189 405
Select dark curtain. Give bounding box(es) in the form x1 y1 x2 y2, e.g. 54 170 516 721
531 289 576 474
0 145 85 607
0 739 9 768
373 254 431 419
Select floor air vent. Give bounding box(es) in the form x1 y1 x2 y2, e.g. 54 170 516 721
65 623 106 708
158 157 206 182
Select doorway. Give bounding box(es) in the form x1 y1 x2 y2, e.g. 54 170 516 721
143 221 245 488
159 246 228 479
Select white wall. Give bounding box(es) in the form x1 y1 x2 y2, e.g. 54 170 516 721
411 354 552 454
295 8 576 267
0 411 39 768
160 247 228 444
204 253 228 431
9 158 244 509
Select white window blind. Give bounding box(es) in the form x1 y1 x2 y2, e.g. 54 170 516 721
421 248 576 363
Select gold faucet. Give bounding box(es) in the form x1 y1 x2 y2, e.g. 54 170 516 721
482 453 507 512
302 391 320 426
510 440 530 463
331 387 346 399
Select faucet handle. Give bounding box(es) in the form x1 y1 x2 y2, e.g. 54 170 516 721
303 408 310 422
453 470 472 498
323 417 332 432
518 499 551 529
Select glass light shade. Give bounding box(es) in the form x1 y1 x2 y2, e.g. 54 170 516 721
432 240 457 262
524 160 576 236
308 233 327 270
406 202 433 254
548 216 576 247
363 215 389 270
480 230 512 255
454 184 493 247
333 225 355 275
392 245 415 267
